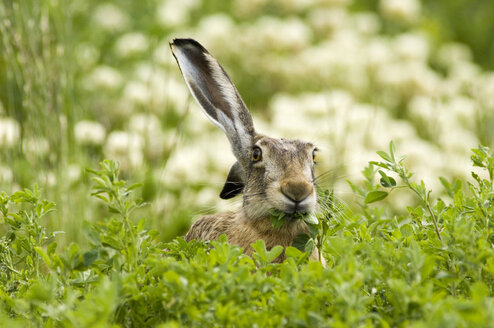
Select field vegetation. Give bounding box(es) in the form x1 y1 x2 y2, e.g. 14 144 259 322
1 0 494 326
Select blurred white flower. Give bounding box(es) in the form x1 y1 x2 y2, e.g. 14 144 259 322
400 139 443 192
309 8 348 33
270 94 310 136
394 33 429 61
74 120 106 146
156 0 200 28
439 129 478 156
353 13 381 35
436 43 472 69
276 0 317 11
195 188 220 208
128 113 161 135
67 164 82 185
153 40 176 68
22 138 50 158
75 43 100 69
38 171 57 187
92 3 129 32
233 0 267 16
475 73 494 109
185 102 220 136
159 144 205 186
84 65 123 90
123 81 152 106
319 0 352 6
380 0 421 23
378 61 440 96
104 131 144 171
164 78 189 112
152 192 177 215
114 32 149 58
0 117 21 148
449 62 480 88
196 14 236 51
128 113 167 160
448 96 476 130
300 93 331 116
366 38 393 68
0 165 13 184
246 16 312 51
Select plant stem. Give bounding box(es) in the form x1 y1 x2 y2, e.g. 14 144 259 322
426 203 442 242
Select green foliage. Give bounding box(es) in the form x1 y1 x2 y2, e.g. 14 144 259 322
0 148 493 327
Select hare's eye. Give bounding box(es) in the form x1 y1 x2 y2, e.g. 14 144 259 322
312 148 318 163
252 147 262 162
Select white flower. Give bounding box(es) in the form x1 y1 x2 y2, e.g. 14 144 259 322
233 0 267 16
74 120 106 146
309 8 348 34
22 138 50 158
247 16 312 51
159 144 205 187
366 38 393 68
0 117 21 148
353 13 381 35
195 14 236 51
128 113 161 135
436 43 472 68
380 0 421 23
195 188 220 208
75 43 100 69
38 171 57 187
114 32 149 58
123 81 151 106
67 164 82 185
164 78 189 112
104 131 144 170
439 129 478 156
450 62 480 87
153 41 176 68
276 0 317 11
448 96 476 130
394 33 429 61
156 0 200 28
0 165 13 184
84 65 123 90
475 73 494 109
92 3 129 32
128 113 167 160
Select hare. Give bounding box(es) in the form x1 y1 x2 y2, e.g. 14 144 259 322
170 38 321 263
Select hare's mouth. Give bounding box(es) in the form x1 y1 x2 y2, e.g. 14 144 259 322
280 195 315 216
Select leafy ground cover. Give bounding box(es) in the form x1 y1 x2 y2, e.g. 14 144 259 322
2 0 494 326
1 0 494 247
1 145 493 327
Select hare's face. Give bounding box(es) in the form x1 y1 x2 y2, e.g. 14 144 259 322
243 136 317 220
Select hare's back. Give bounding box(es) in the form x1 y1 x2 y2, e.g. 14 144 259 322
184 212 236 242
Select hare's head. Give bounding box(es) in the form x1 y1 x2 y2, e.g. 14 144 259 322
170 39 317 220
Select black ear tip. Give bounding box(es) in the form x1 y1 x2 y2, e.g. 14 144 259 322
170 38 206 51
219 182 244 199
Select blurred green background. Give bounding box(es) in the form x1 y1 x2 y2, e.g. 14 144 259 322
1 0 493 246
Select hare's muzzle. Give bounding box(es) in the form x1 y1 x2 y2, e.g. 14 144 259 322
280 179 314 212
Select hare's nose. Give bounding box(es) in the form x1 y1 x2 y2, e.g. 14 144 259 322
280 179 313 203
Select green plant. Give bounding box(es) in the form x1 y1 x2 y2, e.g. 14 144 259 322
1 150 494 327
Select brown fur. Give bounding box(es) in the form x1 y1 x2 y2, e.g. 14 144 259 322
185 211 319 263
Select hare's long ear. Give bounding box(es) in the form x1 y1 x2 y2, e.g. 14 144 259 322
170 38 255 165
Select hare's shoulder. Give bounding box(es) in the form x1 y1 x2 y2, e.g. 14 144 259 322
184 212 236 242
